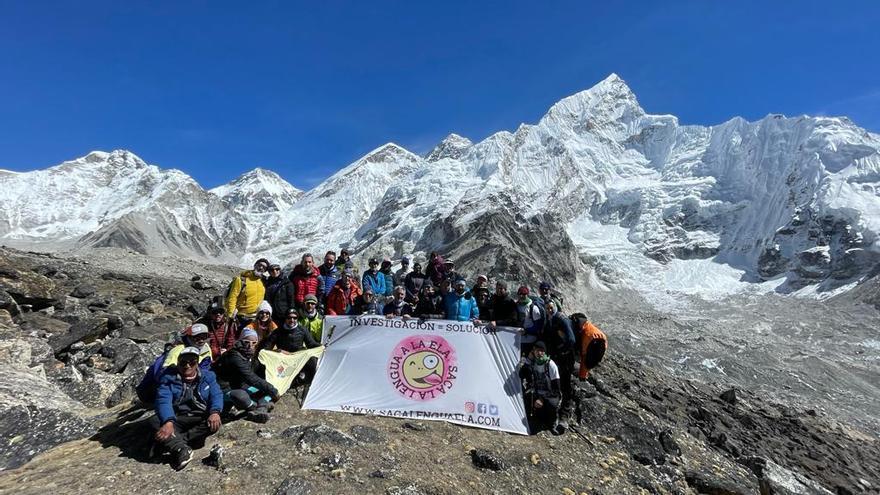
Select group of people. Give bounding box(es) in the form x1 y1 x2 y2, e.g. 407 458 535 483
137 250 608 470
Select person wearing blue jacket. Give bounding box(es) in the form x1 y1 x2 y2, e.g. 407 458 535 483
148 347 224 471
379 259 395 299
362 258 386 296
444 279 481 322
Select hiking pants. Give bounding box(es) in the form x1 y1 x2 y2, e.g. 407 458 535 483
148 413 214 451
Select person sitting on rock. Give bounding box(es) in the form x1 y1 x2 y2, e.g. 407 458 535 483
291 253 321 309
243 300 277 343
444 279 481 323
325 272 361 315
225 258 269 327
213 328 278 424
136 334 183 405
149 346 223 470
413 284 443 319
352 286 382 315
195 303 237 362
163 324 213 372
258 308 321 383
383 285 414 318
545 301 576 419
519 341 564 435
393 256 410 288
404 262 428 302
298 294 324 341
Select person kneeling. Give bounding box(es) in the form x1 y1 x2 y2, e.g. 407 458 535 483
519 341 564 435
214 329 279 424
149 347 223 470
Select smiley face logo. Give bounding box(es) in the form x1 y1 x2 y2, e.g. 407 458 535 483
403 350 444 389
388 335 458 401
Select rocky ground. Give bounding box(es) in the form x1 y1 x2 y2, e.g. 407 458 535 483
0 246 878 494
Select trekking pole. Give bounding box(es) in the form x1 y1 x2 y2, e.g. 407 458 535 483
567 424 595 446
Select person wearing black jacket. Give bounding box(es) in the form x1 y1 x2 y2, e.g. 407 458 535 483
269 272 296 326
214 328 278 423
544 302 576 419
414 285 444 319
489 281 518 327
258 309 320 383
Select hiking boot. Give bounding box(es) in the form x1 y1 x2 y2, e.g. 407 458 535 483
246 406 270 424
171 446 193 471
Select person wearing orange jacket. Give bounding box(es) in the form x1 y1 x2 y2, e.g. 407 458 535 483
571 313 607 380
325 272 362 315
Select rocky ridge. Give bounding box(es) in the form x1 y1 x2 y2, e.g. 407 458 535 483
0 247 877 494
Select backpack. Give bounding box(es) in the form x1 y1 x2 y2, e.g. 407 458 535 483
220 274 247 310
570 313 588 349
525 299 546 336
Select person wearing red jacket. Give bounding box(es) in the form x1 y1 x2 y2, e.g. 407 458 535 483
196 303 238 362
326 272 362 315
291 253 321 308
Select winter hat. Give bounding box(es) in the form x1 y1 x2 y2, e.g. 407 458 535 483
454 279 467 287
533 341 547 351
209 303 224 315
285 308 298 319
239 328 259 341
476 274 488 282
179 346 201 358
401 256 410 265
188 323 209 336
539 281 552 290
257 300 273 315
304 294 318 304
381 259 392 268
517 286 530 296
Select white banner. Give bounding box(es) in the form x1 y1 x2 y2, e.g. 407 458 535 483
303 316 529 435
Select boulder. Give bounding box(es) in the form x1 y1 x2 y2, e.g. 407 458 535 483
121 316 187 343
0 364 95 470
50 366 126 408
0 269 57 310
741 457 835 495
470 448 506 471
99 338 150 373
274 477 314 495
47 317 109 353
0 289 21 318
18 312 71 339
70 284 96 299
135 299 164 314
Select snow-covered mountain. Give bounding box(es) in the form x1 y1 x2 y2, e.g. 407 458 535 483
3 74 880 302
210 168 302 214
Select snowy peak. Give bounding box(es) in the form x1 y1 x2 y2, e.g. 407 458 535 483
540 73 645 136
210 167 302 214
426 133 473 162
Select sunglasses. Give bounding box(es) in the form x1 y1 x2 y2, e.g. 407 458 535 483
285 315 297 320
179 359 198 367
240 340 257 347
258 311 270 316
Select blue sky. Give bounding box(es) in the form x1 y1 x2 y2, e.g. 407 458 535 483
1 1 878 190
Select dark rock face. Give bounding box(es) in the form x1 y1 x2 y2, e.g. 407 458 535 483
349 425 384 444
0 364 95 470
70 284 96 299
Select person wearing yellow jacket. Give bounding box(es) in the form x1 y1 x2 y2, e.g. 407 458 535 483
225 258 270 324
298 294 324 342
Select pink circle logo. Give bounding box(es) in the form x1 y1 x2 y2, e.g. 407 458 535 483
387 334 458 401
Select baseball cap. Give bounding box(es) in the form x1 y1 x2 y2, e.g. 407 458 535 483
188 323 208 336
179 346 201 357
